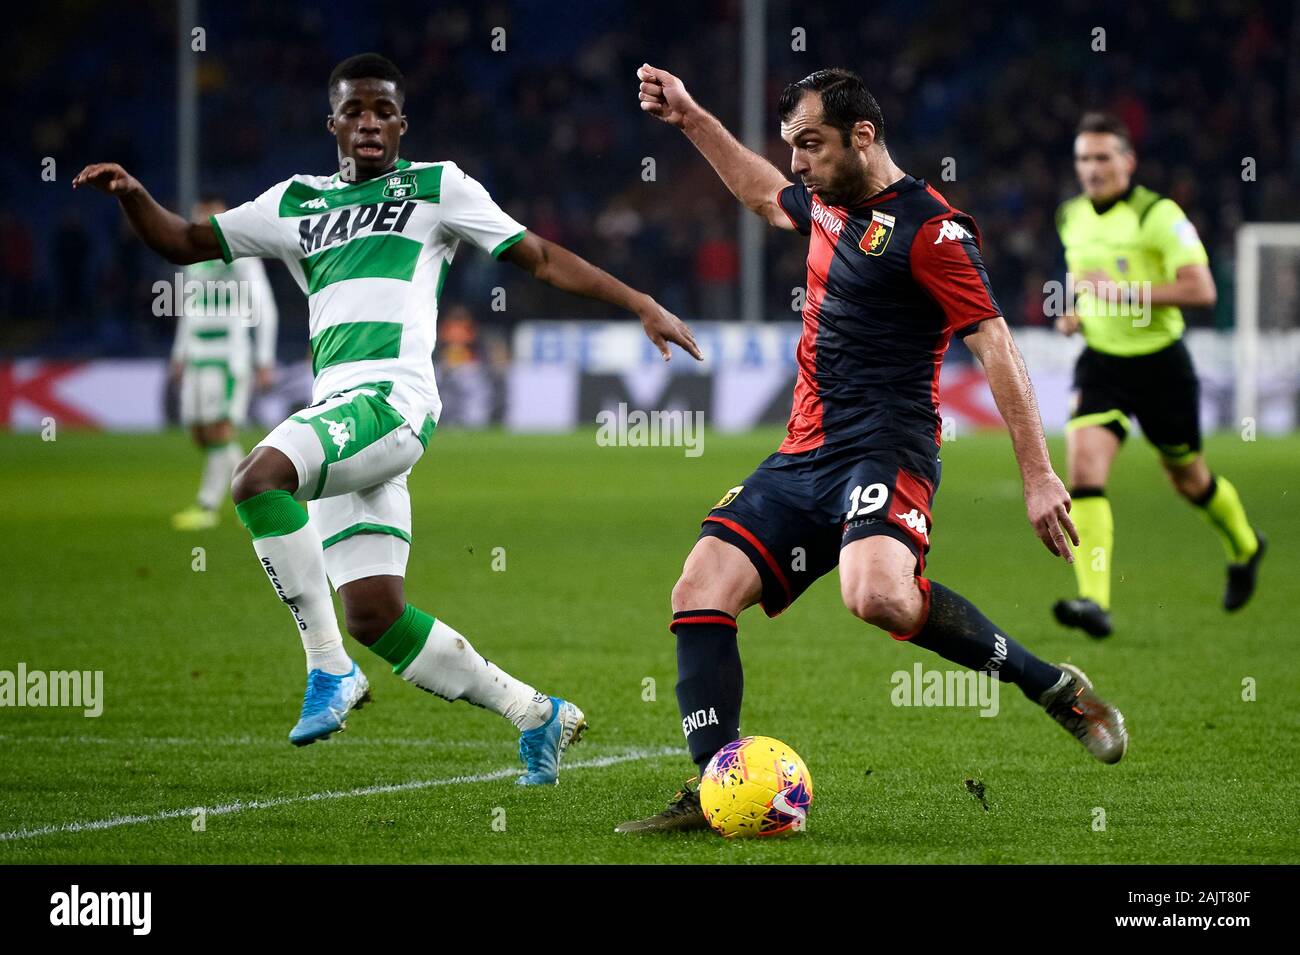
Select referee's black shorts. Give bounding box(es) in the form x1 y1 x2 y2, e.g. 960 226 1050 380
1067 339 1201 464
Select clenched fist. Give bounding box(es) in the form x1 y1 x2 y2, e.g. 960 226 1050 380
636 64 701 129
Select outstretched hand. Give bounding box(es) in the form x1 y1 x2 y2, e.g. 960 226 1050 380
1025 471 1080 562
72 163 139 197
638 297 702 361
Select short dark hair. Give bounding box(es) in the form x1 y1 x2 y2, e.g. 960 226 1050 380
328 53 405 108
778 68 885 146
1076 112 1132 151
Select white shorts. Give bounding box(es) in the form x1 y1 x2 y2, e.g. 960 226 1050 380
255 384 436 589
180 361 251 427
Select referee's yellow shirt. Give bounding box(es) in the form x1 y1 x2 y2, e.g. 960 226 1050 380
1056 184 1209 356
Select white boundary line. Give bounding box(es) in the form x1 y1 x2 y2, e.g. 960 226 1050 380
0 746 682 843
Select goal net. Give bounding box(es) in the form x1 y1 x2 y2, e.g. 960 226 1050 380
1234 223 1300 432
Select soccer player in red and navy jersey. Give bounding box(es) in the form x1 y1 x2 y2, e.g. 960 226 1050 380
618 67 1129 832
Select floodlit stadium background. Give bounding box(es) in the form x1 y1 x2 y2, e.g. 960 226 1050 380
1 0 1296 433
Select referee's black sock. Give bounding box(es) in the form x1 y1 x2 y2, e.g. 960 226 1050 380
905 581 1063 701
672 610 743 773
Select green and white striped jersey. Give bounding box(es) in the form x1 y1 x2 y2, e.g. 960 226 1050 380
209 158 525 428
170 257 278 371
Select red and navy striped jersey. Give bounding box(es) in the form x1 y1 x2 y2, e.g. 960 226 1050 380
776 174 1001 454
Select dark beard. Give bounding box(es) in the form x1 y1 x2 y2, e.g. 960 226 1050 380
815 162 869 207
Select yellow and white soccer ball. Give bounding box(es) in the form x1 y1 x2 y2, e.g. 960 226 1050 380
699 736 813 838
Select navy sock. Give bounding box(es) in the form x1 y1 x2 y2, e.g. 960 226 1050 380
672 610 743 773
906 581 1062 701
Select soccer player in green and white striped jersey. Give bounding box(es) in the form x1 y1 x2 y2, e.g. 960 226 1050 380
169 195 278 531
74 53 701 784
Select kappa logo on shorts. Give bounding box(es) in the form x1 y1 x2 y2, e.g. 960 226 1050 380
714 485 744 509
895 508 929 540
322 416 356 454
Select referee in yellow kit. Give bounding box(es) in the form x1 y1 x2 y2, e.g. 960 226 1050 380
1053 112 1265 638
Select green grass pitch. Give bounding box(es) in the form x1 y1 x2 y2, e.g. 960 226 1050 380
0 427 1295 863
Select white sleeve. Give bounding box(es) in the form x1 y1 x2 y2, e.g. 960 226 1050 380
438 162 527 258
236 258 279 368
211 180 292 263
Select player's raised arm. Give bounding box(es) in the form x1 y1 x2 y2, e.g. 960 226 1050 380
501 231 701 362
72 163 223 265
963 317 1079 562
637 64 794 231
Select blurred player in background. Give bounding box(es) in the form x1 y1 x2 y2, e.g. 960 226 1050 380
74 53 700 784
1053 113 1265 638
169 195 278 530
619 66 1127 833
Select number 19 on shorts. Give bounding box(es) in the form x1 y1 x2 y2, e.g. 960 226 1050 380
847 482 889 521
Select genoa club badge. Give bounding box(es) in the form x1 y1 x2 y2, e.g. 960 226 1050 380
859 210 896 256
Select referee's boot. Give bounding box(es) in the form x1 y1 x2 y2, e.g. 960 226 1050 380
1052 597 1113 638
1223 531 1267 612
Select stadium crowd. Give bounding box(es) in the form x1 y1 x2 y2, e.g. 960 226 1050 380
1 0 1293 360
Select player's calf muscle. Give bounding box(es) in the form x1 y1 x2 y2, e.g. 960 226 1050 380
339 576 405 645
1066 426 1118 487
230 446 298 503
1163 456 1210 499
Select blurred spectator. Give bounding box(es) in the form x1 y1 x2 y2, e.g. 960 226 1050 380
695 221 740 321
0 211 35 319
436 305 497 427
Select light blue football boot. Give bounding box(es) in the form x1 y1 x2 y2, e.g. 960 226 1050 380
288 661 371 746
516 697 588 785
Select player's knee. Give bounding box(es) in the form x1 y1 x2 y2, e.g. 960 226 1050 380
229 456 266 504
842 581 914 632
230 449 295 504
671 570 708 614
671 563 747 615
1166 466 1208 501
343 596 405 645
208 421 234 445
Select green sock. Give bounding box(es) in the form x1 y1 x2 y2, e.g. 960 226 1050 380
234 489 308 539
370 604 435 673
1194 475 1257 563
1071 490 1113 610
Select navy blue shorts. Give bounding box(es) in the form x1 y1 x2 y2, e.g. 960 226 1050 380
699 441 941 617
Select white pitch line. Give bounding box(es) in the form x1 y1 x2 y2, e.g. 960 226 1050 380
0 746 682 843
